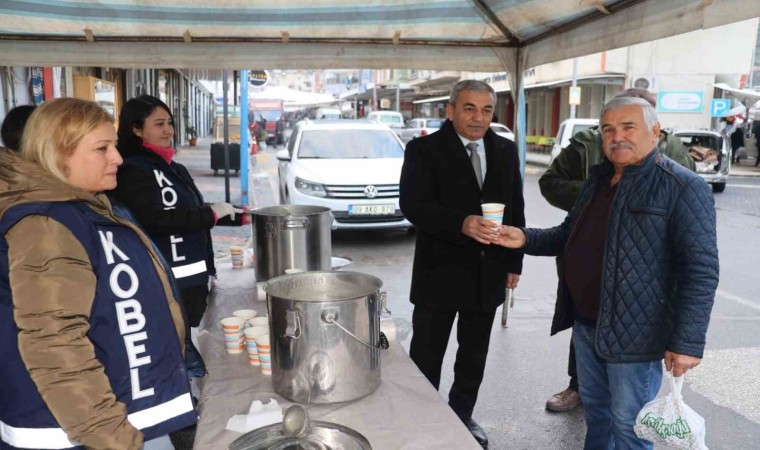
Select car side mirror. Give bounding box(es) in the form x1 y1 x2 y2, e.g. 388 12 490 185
276 149 291 161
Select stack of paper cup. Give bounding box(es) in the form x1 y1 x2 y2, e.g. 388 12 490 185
233 309 257 327
221 317 246 353
481 203 506 228
244 326 268 366
230 246 244 269
256 334 272 375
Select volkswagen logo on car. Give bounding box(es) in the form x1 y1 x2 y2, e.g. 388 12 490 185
364 185 378 198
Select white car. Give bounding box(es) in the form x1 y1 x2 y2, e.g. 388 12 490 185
314 107 342 120
276 119 411 229
550 118 599 164
671 129 729 193
366 111 405 133
490 123 515 141
399 117 443 143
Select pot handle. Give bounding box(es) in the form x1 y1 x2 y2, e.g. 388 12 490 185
282 217 309 230
285 309 302 339
379 291 391 317
321 309 389 350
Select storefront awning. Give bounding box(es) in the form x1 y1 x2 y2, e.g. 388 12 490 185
412 74 624 104
713 83 760 104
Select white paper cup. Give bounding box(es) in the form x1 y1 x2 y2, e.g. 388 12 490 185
255 334 270 346
249 316 269 328
221 317 245 353
230 246 244 269
481 203 505 227
247 325 268 337
256 334 272 375
220 317 246 332
243 328 262 365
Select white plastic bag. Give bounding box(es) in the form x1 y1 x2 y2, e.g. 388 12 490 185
634 372 708 449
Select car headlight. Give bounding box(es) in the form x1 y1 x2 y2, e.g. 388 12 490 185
294 177 327 197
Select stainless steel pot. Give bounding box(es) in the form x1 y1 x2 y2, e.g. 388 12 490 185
251 205 332 282
265 271 388 404
228 420 372 450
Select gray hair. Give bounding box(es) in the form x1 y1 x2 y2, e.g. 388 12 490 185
448 80 496 105
600 96 659 131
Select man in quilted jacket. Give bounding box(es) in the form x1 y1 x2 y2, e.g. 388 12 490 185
495 96 719 449
538 88 696 413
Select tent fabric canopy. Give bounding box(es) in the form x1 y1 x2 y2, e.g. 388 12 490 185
0 0 756 71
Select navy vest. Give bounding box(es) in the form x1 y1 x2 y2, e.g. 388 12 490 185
121 156 211 290
0 201 196 449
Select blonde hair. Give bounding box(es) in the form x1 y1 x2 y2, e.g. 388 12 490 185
21 98 113 181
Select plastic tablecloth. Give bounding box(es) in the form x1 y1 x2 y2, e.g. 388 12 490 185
193 263 481 450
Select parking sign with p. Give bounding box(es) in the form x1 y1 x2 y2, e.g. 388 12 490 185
710 99 731 117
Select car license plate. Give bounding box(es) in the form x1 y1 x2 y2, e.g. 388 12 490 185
349 204 395 215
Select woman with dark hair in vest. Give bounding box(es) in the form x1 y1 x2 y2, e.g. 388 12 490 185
110 95 242 328
0 98 196 449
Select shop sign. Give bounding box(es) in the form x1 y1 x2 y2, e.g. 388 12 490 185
657 91 703 113
249 71 269 87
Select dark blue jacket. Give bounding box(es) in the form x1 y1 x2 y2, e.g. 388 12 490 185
524 150 719 362
111 150 216 290
0 202 196 449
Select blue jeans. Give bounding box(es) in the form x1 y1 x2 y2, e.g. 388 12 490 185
573 322 662 450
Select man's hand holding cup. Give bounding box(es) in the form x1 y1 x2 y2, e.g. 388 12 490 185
463 203 506 245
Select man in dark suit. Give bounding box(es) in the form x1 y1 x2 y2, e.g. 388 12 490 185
399 80 525 449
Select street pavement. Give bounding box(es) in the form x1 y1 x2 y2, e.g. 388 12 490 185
176 137 760 449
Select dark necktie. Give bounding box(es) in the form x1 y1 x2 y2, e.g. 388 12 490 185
466 142 483 188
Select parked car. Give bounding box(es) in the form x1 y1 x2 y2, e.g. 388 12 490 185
490 123 515 141
366 111 405 134
549 118 599 164
672 129 729 192
276 119 411 229
314 107 342 120
399 118 443 143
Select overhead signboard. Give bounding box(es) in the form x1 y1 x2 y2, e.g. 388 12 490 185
249 70 269 87
656 91 703 113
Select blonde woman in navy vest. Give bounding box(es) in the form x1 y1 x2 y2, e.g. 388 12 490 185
0 98 196 449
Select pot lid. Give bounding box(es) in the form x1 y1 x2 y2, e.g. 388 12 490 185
228 420 372 450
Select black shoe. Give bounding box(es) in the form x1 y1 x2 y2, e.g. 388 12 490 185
462 418 488 448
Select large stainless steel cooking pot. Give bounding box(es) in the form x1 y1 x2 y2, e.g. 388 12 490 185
251 205 332 282
265 271 389 404
228 420 372 450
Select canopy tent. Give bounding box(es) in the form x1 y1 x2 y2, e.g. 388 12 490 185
1 0 757 175
1 1 756 72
